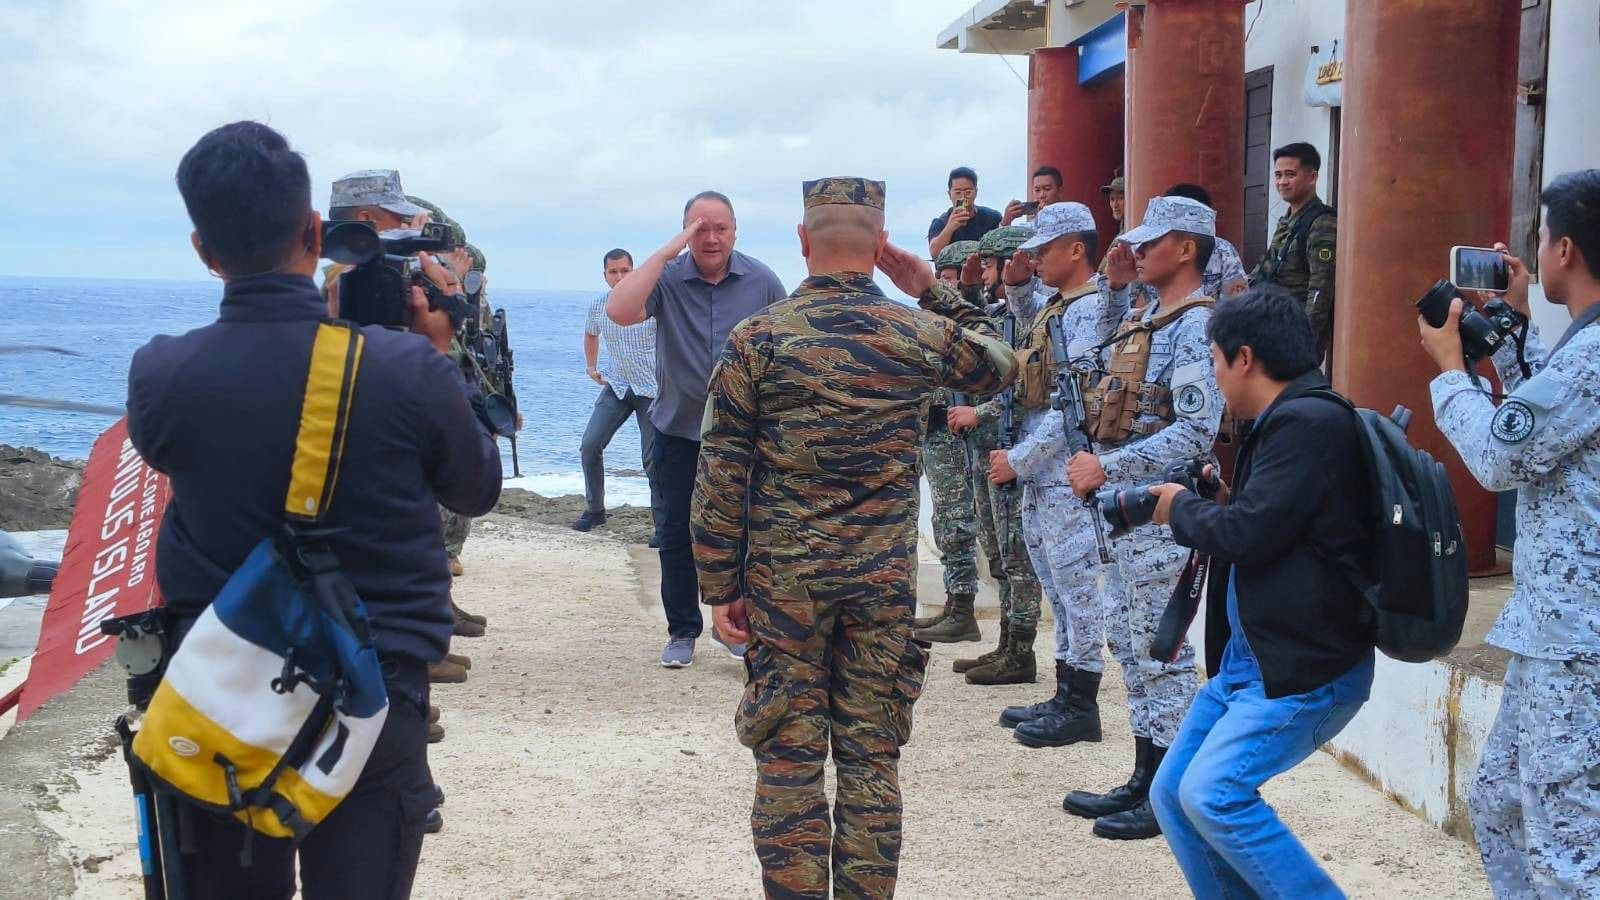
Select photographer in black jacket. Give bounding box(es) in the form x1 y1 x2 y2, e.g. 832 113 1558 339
127 121 501 899
1141 286 1374 898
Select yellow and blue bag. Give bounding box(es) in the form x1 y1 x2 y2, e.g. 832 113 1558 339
132 320 389 841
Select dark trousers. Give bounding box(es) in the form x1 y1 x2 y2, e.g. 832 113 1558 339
177 691 434 899
579 386 663 528
653 431 703 639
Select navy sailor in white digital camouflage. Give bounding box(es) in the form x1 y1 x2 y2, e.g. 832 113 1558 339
1420 170 1600 899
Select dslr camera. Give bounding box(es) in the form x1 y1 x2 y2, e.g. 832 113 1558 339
1096 458 1221 537
1415 278 1528 365
321 220 474 330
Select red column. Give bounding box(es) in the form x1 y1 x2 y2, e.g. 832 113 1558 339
1124 0 1246 248
1028 47 1126 251
1338 0 1520 573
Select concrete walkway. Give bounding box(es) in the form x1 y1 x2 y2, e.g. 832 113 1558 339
0 516 1489 898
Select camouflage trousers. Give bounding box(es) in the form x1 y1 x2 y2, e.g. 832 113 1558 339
968 430 1040 631
1105 523 1197 748
1469 654 1600 898
736 592 929 899
440 505 472 558
922 428 978 595
1020 484 1118 672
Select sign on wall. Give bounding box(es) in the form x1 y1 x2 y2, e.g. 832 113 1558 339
1304 39 1344 108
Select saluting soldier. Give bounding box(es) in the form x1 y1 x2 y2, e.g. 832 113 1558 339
692 177 1016 900
1248 143 1337 357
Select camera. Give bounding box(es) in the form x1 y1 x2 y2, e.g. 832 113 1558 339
1415 278 1528 364
321 220 474 330
1096 459 1220 538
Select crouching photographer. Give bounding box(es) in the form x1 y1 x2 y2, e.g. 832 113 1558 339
124 121 501 898
1419 170 1600 897
1142 286 1376 898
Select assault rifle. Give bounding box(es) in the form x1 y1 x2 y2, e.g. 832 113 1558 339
461 307 522 476
949 391 975 475
995 313 1018 547
1046 315 1112 565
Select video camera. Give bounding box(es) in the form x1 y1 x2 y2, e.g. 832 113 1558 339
1415 278 1529 366
321 220 475 330
1096 458 1221 538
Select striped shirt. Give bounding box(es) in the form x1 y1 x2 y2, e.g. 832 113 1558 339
586 294 658 399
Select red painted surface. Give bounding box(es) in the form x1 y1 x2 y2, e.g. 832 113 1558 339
1028 47 1126 251
1124 0 1247 247
19 420 168 720
1337 0 1521 572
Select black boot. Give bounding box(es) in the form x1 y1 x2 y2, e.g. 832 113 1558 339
1063 736 1154 819
999 660 1071 727
1093 743 1168 839
1012 667 1103 747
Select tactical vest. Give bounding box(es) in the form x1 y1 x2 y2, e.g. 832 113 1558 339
1082 295 1216 445
1014 282 1097 410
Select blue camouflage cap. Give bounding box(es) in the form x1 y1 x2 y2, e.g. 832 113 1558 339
1117 196 1216 248
329 170 427 217
1017 202 1097 253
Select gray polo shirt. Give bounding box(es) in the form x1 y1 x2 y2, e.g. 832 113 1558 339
645 249 787 440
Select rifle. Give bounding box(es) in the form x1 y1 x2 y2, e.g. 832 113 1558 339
461 308 521 477
995 313 1018 547
1046 315 1112 565
949 391 975 476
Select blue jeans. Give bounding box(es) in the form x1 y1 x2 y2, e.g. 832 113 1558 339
652 432 703 640
1149 658 1374 899
579 386 663 527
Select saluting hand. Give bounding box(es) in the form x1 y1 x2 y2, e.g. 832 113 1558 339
959 252 983 287
662 218 704 257
1002 252 1035 286
877 241 936 298
1104 243 1138 290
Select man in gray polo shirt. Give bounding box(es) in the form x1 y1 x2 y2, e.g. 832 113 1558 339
607 190 786 669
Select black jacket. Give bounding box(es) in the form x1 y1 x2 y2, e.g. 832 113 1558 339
127 274 502 677
1169 371 1373 698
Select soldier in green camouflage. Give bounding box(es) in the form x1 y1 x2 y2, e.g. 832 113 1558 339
911 241 984 634
935 225 1045 686
693 177 1016 900
1247 143 1337 357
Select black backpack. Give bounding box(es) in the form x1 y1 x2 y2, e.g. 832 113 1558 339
1307 390 1469 662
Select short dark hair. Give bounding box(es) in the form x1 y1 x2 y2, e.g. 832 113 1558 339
602 248 634 267
683 190 735 221
1073 231 1100 266
1164 183 1213 208
1273 142 1322 172
1541 169 1600 280
176 121 311 274
949 167 978 188
1173 231 1215 272
1207 285 1321 380
1032 166 1063 187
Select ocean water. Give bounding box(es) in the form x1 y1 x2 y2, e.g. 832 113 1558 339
0 276 652 506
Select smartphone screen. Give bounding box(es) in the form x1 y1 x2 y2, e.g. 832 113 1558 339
1452 247 1509 293
1018 201 1041 215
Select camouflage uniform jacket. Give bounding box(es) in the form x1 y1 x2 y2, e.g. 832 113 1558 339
1004 277 1103 488
971 283 1039 430
1432 310 1600 660
692 273 1016 607
1249 197 1337 344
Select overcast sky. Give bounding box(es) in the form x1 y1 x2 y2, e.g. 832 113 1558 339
2 1 1032 293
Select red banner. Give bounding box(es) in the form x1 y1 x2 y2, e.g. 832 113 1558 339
19 419 168 721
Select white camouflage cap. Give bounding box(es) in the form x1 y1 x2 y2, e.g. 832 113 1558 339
329 170 427 217
1017 202 1097 253
1117 195 1216 247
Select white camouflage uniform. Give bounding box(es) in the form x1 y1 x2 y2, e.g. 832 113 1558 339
1432 309 1600 898
1004 274 1119 673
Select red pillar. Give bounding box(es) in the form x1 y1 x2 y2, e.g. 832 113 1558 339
1338 0 1520 572
1028 47 1126 251
1124 0 1247 248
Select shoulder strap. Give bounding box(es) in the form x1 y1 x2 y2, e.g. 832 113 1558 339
284 321 365 524
1292 202 1334 264
1148 295 1216 332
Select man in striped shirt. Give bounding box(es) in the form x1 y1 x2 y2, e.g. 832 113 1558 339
576 249 663 542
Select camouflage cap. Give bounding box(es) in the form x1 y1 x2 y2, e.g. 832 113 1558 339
330 170 426 217
1017 202 1097 253
978 225 1036 259
1100 175 1126 194
935 239 980 271
1117 195 1216 247
802 177 886 211
406 195 467 248
465 243 486 273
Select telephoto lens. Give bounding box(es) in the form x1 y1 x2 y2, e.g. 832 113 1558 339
1095 459 1218 538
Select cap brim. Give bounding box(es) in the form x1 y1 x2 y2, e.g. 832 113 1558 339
380 199 427 217
1117 223 1171 246
1099 185 1115 193
1016 232 1055 253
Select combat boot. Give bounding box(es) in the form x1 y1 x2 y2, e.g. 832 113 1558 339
914 593 979 643
912 593 959 630
1093 743 1167 840
444 651 472 670
452 604 486 638
1064 736 1154 819
428 721 445 743
1013 667 1103 746
427 704 440 725
424 809 444 835
428 659 469 684
965 626 1036 685
953 624 1008 673
999 660 1072 727
449 556 464 577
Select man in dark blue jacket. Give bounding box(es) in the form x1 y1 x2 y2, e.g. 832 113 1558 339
1143 286 1374 898
127 121 501 899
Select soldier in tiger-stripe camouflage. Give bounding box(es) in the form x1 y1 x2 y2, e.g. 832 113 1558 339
692 177 1016 900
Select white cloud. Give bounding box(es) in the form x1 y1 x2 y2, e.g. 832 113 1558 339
2 0 1032 292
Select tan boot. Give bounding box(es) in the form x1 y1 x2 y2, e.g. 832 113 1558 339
966 626 1038 685
453 601 487 628
449 556 464 577
912 604 950 630
452 605 486 638
427 704 440 725
428 659 469 684
444 652 472 670
428 721 445 743
913 593 979 643
953 626 1009 674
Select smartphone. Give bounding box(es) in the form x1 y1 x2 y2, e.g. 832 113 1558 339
1018 201 1041 216
1450 246 1509 293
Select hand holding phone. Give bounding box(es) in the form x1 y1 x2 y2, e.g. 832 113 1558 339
1018 201 1041 216
1450 246 1509 293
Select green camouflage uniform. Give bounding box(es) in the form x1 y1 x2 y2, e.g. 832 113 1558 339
923 240 984 597
693 178 1015 899
1248 195 1337 354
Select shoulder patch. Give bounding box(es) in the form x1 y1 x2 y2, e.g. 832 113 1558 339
1490 399 1536 444
1170 360 1214 421
1317 247 1333 262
